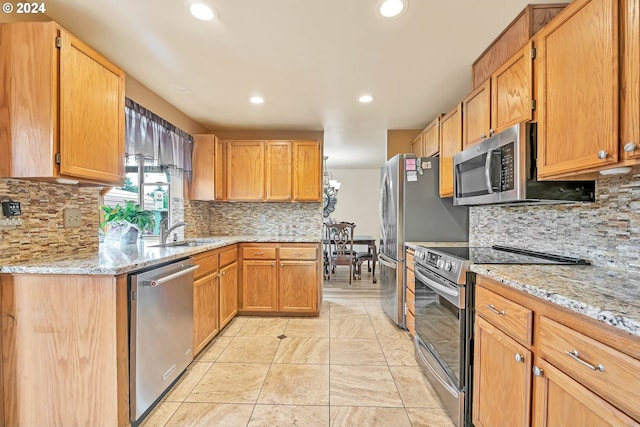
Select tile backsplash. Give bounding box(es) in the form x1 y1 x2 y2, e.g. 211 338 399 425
470 172 640 271
0 178 99 263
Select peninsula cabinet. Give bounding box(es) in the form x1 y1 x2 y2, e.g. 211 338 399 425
227 140 266 201
473 275 640 426
463 79 491 149
292 140 322 201
534 0 620 178
240 243 321 315
0 21 125 186
439 103 463 198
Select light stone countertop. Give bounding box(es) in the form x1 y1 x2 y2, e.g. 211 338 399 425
472 264 640 338
405 241 469 250
0 235 321 276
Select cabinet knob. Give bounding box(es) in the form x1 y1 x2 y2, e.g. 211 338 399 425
624 142 637 153
533 366 544 377
481 133 487 139
514 353 524 363
281 263 284 267
489 129 495 136
597 150 608 159
271 262 275 267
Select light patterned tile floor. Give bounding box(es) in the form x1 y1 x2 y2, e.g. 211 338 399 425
140 270 454 427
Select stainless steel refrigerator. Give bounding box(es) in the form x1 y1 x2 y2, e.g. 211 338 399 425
379 154 469 327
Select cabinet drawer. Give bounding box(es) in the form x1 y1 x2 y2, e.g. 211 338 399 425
242 247 277 260
406 250 415 271
406 269 415 294
280 247 317 260
406 310 415 336
219 246 237 267
476 285 532 346
406 288 415 314
192 251 219 278
538 316 640 420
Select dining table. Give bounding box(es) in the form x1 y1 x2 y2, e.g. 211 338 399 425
323 234 377 283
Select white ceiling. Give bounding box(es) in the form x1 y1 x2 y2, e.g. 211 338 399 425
44 0 561 169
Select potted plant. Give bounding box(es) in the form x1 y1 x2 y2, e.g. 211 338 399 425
100 201 155 245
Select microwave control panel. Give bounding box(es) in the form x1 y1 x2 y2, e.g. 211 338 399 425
500 142 515 191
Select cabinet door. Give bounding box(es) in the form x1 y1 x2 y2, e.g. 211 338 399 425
293 141 321 201
279 260 318 313
422 116 441 156
620 0 640 161
463 79 491 149
265 141 292 201
473 317 532 427
411 133 423 156
535 0 619 177
193 273 219 355
226 141 265 200
59 30 125 184
190 134 216 200
214 136 226 200
242 260 278 311
532 358 638 427
491 41 533 133
439 104 462 198
219 262 238 329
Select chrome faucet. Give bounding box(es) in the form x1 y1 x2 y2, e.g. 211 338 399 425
159 219 190 244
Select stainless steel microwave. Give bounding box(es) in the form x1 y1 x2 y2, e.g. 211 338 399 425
453 123 595 206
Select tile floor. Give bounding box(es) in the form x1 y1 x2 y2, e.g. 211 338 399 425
140 295 453 426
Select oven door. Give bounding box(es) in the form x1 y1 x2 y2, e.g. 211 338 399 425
413 264 465 426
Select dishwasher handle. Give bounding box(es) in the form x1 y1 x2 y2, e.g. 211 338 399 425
144 265 200 287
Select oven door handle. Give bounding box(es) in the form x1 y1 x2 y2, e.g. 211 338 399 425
416 337 460 398
414 266 458 298
485 148 494 194
378 252 397 269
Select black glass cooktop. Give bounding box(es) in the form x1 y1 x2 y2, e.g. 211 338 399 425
427 245 590 265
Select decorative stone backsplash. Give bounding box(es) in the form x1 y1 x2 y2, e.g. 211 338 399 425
470 172 640 271
0 178 99 263
208 202 323 237
183 199 211 238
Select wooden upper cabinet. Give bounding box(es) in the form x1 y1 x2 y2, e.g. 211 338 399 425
439 104 463 198
293 140 321 201
422 116 441 156
190 134 225 201
620 0 640 162
491 41 533 133
265 141 292 201
226 141 265 201
0 22 125 185
410 133 423 157
535 0 619 178
463 79 491 149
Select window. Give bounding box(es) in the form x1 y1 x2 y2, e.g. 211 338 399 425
103 155 171 236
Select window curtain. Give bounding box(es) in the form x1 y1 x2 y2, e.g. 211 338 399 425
124 98 194 181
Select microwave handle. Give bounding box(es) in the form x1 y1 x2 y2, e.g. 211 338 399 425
485 148 494 194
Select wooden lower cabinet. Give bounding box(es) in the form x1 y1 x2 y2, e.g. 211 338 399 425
193 272 219 355
279 260 318 312
242 260 278 311
473 317 532 427
219 261 238 328
532 358 638 427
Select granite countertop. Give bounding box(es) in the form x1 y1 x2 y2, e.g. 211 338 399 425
472 264 640 338
405 241 469 250
0 235 321 276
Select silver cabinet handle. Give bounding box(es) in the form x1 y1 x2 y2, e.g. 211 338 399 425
514 353 524 363
565 350 604 372
293 252 304 256
624 142 637 153
254 251 264 255
486 304 505 316
597 150 608 159
533 366 544 377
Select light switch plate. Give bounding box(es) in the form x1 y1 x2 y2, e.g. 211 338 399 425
63 208 82 228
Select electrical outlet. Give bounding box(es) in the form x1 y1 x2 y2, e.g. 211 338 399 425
63 208 82 228
0 218 21 228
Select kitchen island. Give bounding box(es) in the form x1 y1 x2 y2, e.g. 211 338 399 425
0 235 321 427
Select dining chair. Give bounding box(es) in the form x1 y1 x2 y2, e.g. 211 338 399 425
327 222 359 285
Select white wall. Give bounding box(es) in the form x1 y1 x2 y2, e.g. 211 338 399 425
328 169 381 242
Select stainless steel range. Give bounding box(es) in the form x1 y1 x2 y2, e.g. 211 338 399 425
412 245 589 427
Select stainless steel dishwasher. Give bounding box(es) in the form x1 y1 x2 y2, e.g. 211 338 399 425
129 258 198 423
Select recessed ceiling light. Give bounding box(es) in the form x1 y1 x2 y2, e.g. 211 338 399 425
358 95 374 103
187 1 216 21
379 0 406 18
250 96 265 104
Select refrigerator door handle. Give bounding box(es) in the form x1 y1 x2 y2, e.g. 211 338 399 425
378 252 397 269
